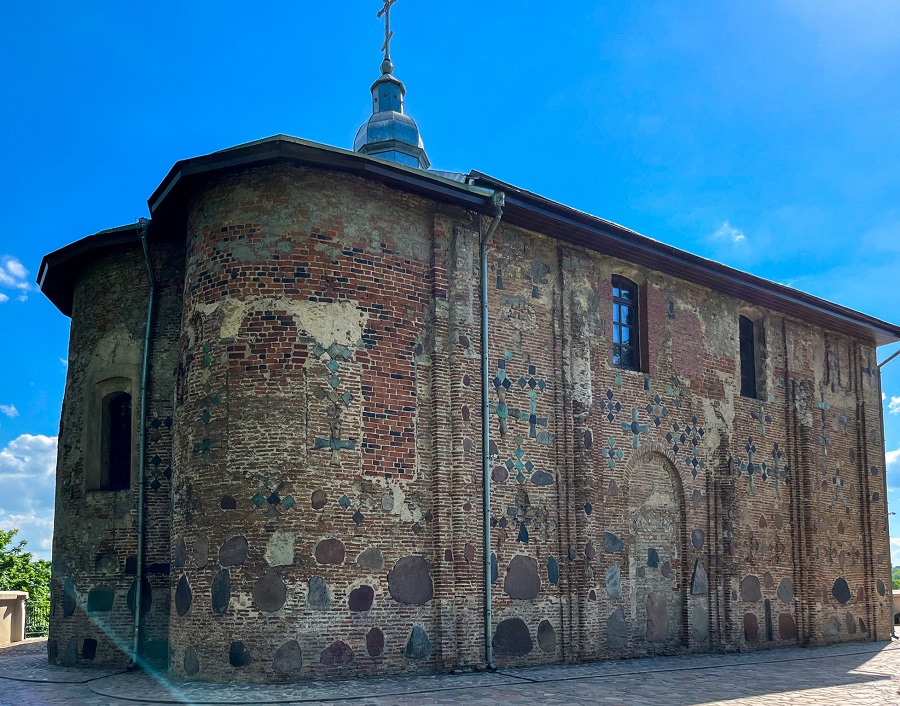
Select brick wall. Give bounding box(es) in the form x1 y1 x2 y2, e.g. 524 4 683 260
50 161 892 680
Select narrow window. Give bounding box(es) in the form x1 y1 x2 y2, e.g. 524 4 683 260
739 316 757 398
612 275 640 371
103 392 132 490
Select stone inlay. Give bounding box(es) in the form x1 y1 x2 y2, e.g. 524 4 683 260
126 577 152 617
691 561 708 595
646 592 668 642
211 569 231 615
547 556 559 585
741 575 762 603
744 613 759 642
504 555 541 600
315 538 346 565
604 532 625 552
607 607 627 648
647 548 659 568
691 529 705 549
219 536 249 566
253 572 287 612
779 613 797 640
538 620 557 653
388 556 434 605
349 585 375 612
184 646 199 676
493 617 533 656
87 588 113 612
320 640 354 666
405 625 432 659
366 627 385 657
832 577 851 604
175 574 192 616
357 546 385 571
194 533 209 568
777 578 794 603
307 576 331 610
273 640 303 676
606 563 621 599
229 642 252 667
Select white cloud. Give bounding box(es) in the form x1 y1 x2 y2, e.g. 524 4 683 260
0 404 19 418
0 434 57 560
889 396 900 415
59 358 68 368
892 537 900 567
712 221 746 244
0 256 30 291
0 293 7 304
886 447 900 468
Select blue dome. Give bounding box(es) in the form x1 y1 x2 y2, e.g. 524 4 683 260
354 71 430 170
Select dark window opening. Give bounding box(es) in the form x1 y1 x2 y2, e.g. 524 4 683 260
104 392 132 490
739 316 757 398
612 275 640 371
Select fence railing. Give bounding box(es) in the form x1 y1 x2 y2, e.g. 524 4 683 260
25 602 50 638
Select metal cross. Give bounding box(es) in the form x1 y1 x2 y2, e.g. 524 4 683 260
377 0 397 62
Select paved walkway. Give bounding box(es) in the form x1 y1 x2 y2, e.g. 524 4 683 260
2 638 900 705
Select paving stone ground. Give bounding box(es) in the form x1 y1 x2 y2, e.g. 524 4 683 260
2 638 900 705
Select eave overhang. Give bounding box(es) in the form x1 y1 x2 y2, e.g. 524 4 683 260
38 135 900 347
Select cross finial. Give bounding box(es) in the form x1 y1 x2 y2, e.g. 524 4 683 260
377 0 397 74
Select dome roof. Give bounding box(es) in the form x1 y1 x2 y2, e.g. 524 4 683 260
354 71 430 170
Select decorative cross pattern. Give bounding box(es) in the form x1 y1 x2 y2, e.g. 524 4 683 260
829 465 850 514
685 447 705 479
622 408 650 449
816 428 832 457
751 402 772 436
832 407 852 435
503 437 532 485
769 443 789 492
602 437 624 469
666 421 686 455
738 436 761 490
645 393 668 427
666 376 688 408
315 421 356 461
861 357 877 387
313 342 354 404
518 364 548 439
600 388 622 424
816 392 831 423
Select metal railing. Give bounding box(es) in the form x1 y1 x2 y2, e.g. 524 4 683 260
25 602 50 638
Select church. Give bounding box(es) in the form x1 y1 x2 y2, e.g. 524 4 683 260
39 2 899 683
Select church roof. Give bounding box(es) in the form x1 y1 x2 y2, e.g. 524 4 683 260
38 134 900 346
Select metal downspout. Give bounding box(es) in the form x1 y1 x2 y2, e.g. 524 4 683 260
131 217 155 668
877 350 898 638
481 191 505 671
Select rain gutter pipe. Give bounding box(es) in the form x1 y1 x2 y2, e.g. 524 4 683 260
130 217 155 669
481 191 505 671
878 348 899 638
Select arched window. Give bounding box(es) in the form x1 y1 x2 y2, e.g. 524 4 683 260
102 392 132 490
612 275 641 371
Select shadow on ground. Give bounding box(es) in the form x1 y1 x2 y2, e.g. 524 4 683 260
1 638 898 705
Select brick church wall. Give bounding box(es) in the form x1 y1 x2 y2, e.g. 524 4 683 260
49 161 893 680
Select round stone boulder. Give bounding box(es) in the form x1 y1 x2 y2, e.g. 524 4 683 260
314 538 346 565
273 640 303 676
504 555 540 600
493 617 533 656
388 556 433 605
320 640 354 666
219 536 248 566
252 572 287 613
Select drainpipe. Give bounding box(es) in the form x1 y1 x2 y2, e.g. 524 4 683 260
481 191 505 671
130 217 155 669
877 349 899 638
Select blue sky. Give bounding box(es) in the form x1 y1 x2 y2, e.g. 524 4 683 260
1 1 899 563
